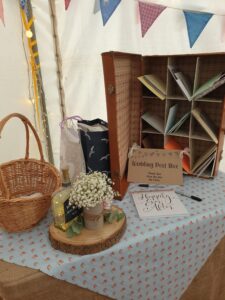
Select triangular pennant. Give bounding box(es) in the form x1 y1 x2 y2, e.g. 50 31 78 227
100 0 121 26
20 0 26 9
0 0 4 25
183 11 213 48
65 0 71 11
93 0 100 14
138 1 166 37
20 0 29 17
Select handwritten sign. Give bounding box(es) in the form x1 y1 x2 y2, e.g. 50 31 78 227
127 148 183 185
131 190 189 218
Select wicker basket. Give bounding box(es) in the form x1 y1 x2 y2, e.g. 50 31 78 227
0 113 61 232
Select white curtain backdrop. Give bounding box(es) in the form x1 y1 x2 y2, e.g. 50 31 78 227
0 1 37 163
0 0 224 170
33 0 225 168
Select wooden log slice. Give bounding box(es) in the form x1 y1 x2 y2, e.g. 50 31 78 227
49 206 126 255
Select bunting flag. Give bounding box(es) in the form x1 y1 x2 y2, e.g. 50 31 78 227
0 0 4 25
183 11 213 48
65 0 71 11
100 0 121 26
93 0 100 14
138 1 166 37
20 0 26 9
20 0 29 16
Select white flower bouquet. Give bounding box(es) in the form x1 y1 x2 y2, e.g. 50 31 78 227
69 171 116 209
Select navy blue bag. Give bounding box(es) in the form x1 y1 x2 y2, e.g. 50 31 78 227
78 119 110 176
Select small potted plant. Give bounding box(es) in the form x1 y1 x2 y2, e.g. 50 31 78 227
69 172 117 230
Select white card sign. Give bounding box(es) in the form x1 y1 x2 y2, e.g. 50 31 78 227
131 190 189 219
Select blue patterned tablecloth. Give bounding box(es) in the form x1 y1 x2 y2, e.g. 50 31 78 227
1 172 225 300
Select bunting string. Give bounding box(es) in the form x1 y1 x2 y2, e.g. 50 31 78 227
138 1 215 47
1 1 223 58
135 0 225 17
63 0 225 48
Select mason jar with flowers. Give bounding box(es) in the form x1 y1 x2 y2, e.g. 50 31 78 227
69 172 116 230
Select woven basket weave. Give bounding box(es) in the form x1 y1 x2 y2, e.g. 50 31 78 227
0 113 61 232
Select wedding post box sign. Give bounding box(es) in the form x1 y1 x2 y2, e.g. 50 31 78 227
127 148 183 185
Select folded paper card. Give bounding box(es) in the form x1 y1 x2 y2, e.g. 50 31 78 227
193 72 225 100
168 65 193 100
138 74 166 100
191 144 217 175
141 111 164 134
165 103 178 133
131 189 189 218
193 152 216 177
168 112 190 135
168 65 225 101
165 104 190 135
127 148 183 185
191 107 218 144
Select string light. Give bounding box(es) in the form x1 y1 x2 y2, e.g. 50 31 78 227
23 98 38 131
25 98 33 105
20 1 54 164
26 29 33 38
20 8 41 130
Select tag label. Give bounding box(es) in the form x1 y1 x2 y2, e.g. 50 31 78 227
64 199 82 223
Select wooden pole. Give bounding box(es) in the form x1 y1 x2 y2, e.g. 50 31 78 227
49 0 66 120
24 0 54 164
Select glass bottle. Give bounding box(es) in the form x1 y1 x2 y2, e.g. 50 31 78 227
51 168 82 231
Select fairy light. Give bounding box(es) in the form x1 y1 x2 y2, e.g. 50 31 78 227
19 1 54 164
23 98 38 132
26 29 33 38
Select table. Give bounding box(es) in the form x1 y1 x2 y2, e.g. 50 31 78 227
1 172 225 300
1 234 225 300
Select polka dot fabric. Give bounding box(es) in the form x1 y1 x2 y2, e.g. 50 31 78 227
1 172 225 300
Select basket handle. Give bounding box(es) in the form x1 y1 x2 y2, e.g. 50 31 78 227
0 113 44 161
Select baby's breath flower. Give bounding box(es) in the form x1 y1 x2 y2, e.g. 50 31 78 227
69 172 117 209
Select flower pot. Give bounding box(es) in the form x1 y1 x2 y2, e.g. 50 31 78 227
83 203 104 230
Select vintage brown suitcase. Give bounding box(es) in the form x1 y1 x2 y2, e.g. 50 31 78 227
102 52 225 199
